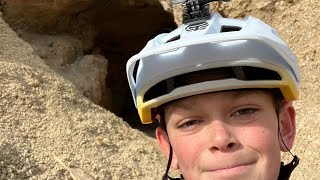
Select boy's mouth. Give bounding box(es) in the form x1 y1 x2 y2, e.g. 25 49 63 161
204 160 256 175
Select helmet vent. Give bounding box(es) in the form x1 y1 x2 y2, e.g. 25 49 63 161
220 25 242 32
133 61 140 81
143 66 281 102
165 35 181 43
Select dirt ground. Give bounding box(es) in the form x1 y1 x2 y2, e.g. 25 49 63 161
0 0 319 179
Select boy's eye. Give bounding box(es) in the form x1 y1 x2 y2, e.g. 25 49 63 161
232 108 258 117
177 119 202 129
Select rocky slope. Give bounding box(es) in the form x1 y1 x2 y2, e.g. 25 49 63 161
0 9 166 180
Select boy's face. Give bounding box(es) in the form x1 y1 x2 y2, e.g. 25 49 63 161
156 90 296 180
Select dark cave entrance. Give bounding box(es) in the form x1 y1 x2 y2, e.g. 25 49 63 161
93 1 177 130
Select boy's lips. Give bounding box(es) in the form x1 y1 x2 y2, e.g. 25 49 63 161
203 160 256 174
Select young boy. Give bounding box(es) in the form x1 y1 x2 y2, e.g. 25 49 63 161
126 5 300 180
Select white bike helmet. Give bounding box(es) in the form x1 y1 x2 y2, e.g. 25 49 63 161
126 13 300 124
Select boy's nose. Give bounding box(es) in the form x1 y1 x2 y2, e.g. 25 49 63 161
209 122 239 152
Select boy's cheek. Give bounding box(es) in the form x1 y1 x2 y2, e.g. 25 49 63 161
172 136 200 157
171 133 210 167
243 126 278 145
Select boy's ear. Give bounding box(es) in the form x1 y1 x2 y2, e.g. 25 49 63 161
156 127 180 170
278 102 296 151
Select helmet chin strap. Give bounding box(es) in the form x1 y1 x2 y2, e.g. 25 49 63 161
276 104 300 180
161 119 184 180
161 106 299 180
162 145 172 180
278 155 299 180
276 106 300 180
162 145 184 180
162 145 185 180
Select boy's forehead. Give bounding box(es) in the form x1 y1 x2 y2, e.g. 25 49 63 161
167 89 267 110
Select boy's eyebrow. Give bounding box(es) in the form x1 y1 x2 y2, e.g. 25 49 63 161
230 90 264 100
169 99 196 111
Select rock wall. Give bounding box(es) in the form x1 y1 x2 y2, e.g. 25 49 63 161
0 0 176 127
0 8 167 179
0 0 319 179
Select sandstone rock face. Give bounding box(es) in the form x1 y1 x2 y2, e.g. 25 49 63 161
0 0 94 31
0 15 166 179
20 32 111 109
0 0 176 124
67 54 111 108
0 0 97 52
0 0 319 179
20 33 83 67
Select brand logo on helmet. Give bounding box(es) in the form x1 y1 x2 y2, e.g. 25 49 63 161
185 22 209 32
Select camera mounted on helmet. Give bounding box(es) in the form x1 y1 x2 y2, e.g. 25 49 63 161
171 0 231 24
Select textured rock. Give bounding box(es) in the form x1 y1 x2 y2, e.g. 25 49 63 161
0 15 166 179
0 0 94 30
20 33 83 67
0 0 176 123
18 32 110 109
67 54 111 108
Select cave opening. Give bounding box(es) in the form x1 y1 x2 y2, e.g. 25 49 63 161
93 1 177 131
